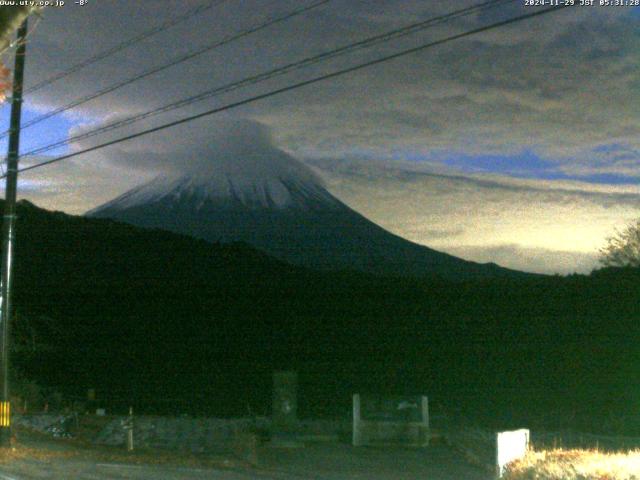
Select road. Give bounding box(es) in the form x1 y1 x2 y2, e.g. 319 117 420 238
0 444 492 479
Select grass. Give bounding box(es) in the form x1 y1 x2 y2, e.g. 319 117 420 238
0 427 247 470
0 442 78 464
503 448 640 480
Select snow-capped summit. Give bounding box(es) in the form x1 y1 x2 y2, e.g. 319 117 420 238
90 148 341 214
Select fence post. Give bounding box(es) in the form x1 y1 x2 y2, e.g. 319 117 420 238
125 406 134 451
352 394 361 446
421 396 430 446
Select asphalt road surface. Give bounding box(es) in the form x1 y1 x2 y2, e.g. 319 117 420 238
0 444 492 479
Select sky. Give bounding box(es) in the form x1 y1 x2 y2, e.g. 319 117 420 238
0 0 638 274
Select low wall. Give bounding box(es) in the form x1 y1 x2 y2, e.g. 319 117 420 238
12 413 73 435
12 414 348 452
95 416 269 452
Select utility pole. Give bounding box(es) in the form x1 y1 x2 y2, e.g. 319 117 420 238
0 19 28 448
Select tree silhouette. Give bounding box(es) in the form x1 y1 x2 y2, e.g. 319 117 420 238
599 219 640 267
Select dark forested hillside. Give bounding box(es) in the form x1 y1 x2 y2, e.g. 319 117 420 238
6 200 640 433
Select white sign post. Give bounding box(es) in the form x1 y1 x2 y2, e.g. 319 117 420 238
496 429 529 477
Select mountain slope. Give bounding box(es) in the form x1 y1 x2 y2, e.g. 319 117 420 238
5 200 639 428
87 150 527 280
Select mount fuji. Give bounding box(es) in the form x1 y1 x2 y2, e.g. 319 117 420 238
87 146 523 280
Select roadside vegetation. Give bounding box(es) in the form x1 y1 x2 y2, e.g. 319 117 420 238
503 449 640 480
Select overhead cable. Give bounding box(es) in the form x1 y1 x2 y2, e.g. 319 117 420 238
22 0 228 95
24 0 511 157
13 4 569 178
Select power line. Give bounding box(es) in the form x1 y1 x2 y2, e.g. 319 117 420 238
6 0 331 138
23 0 511 158
21 0 227 96
13 4 570 178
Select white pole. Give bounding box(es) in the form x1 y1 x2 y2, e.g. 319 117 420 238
352 394 361 446
126 406 134 451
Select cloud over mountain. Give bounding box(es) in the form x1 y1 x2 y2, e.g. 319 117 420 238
9 2 638 274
